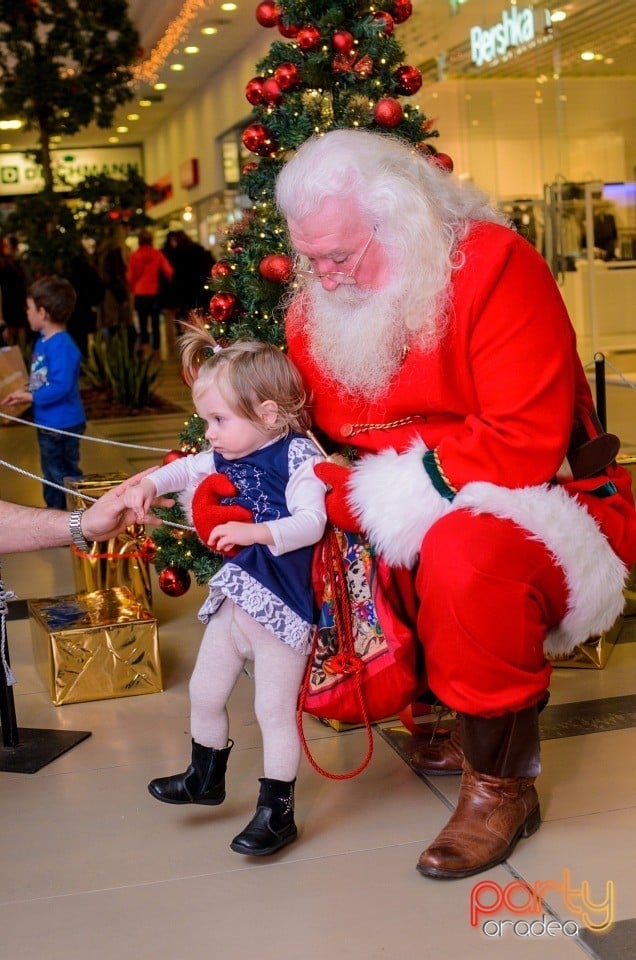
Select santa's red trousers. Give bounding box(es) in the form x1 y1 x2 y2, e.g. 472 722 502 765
401 510 570 718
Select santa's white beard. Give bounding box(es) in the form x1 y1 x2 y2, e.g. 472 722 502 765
305 282 411 398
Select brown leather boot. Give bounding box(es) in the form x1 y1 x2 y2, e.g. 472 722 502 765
416 703 543 879
416 762 540 879
411 729 463 776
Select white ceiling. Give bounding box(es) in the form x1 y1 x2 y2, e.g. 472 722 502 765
2 0 635 153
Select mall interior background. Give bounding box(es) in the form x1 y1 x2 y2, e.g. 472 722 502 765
2 0 635 360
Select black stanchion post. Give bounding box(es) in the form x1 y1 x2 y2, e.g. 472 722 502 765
0 570 91 774
595 352 607 432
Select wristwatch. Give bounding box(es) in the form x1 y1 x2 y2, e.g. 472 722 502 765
69 508 91 552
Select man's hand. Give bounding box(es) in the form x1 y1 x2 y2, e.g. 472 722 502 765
81 485 174 541
314 461 362 533
192 473 253 556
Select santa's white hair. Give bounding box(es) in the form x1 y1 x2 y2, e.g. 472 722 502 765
275 129 510 340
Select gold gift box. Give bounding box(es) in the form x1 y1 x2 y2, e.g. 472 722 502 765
28 586 162 706
65 474 152 609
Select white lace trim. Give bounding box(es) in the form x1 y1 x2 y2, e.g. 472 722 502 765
198 564 314 654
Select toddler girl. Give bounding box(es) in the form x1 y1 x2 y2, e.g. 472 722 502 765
117 329 326 856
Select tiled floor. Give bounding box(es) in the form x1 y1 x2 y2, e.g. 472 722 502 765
1 345 636 960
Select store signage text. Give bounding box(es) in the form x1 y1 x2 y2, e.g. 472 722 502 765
0 147 142 196
469 5 535 67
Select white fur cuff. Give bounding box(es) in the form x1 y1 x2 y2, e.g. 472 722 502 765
454 481 628 657
348 441 452 568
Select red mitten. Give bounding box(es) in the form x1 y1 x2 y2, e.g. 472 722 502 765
191 473 253 556
314 461 362 534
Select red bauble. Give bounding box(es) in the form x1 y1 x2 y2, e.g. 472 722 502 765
259 253 293 284
211 260 232 282
332 30 354 55
278 20 299 38
372 11 394 35
209 292 238 323
274 62 301 91
392 0 413 23
261 77 282 105
140 537 156 563
297 25 321 51
245 76 265 105
158 566 191 598
242 123 278 157
373 97 403 128
394 64 422 96
430 152 454 172
162 449 187 465
255 1 280 28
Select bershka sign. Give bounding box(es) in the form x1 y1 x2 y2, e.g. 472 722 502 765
469 5 535 67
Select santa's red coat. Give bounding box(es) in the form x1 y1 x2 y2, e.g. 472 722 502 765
287 222 636 714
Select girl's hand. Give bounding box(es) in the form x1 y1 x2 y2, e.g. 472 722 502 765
209 521 273 554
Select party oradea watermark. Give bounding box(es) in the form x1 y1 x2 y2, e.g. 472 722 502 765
470 868 614 939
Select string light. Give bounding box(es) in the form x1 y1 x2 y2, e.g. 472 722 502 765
132 0 210 86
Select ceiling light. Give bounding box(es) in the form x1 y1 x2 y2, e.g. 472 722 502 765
50 135 62 142
1 143 11 150
154 82 167 91
139 99 153 107
127 113 140 121
0 119 22 130
170 62 185 71
201 25 218 35
221 2 237 10
108 136 119 143
116 126 128 133
605 57 615 64
184 45 199 54
550 10 567 23
580 51 595 61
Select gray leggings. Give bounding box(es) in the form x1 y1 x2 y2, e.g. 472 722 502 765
189 599 309 781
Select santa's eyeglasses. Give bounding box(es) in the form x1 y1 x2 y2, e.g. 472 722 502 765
294 230 374 284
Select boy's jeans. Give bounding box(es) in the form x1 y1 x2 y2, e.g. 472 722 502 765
37 423 85 509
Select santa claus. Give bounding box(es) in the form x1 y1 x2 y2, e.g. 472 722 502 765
274 128 636 879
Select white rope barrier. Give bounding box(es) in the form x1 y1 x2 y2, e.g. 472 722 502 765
0 413 195 532
0 410 172 452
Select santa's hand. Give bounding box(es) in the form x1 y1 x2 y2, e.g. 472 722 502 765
191 473 253 555
314 461 362 534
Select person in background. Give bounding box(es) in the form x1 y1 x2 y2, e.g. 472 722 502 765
2 276 85 510
68 251 105 358
0 235 28 351
115 328 327 858
161 230 214 334
126 229 173 361
270 128 636 880
96 223 132 335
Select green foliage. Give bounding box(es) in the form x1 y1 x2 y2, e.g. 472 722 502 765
157 0 439 590
5 189 82 278
0 0 139 189
82 327 158 408
151 499 222 583
73 171 161 244
208 0 436 343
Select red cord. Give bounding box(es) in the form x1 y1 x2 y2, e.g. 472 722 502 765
297 527 374 780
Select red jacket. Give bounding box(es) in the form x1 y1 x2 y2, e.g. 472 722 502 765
126 245 173 296
286 221 636 656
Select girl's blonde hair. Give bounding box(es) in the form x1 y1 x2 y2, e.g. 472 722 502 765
179 326 310 435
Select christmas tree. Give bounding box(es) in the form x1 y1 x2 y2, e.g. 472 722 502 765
151 0 447 595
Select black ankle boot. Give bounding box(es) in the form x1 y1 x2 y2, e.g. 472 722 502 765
230 778 297 856
148 739 233 805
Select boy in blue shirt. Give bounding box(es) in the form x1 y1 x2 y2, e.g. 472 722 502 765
4 276 85 508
